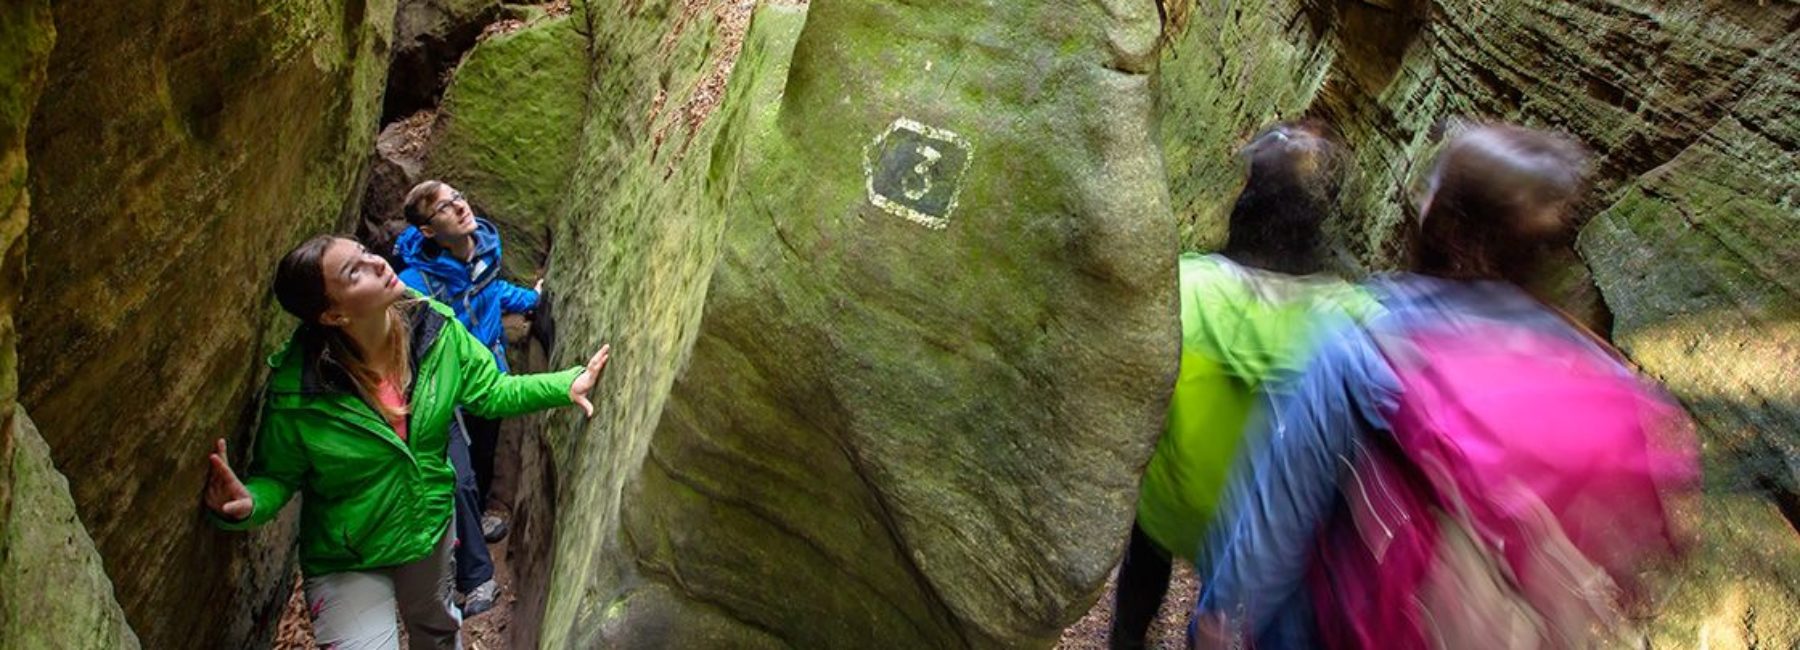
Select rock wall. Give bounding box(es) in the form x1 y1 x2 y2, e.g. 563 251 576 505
427 14 589 280
0 0 51 431
1156 0 1331 251
1160 0 1800 645
531 0 1180 646
1578 28 1800 642
0 2 137 647
16 1 395 647
534 0 786 645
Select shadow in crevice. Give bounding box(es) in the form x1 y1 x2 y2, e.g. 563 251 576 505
382 2 507 125
1305 0 1430 95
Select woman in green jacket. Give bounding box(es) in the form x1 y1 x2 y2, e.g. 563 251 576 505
1113 122 1376 649
201 235 609 650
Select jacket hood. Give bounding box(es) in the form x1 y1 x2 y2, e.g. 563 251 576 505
393 218 505 295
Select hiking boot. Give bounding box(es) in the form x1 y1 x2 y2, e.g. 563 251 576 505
481 513 509 543
462 579 498 619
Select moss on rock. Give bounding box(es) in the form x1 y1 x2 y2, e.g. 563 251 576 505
534 1 800 646
16 1 395 647
1156 1 1330 250
1579 38 1800 644
428 15 589 281
542 0 1179 646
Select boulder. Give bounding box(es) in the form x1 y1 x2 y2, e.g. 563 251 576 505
537 0 1179 646
17 1 395 647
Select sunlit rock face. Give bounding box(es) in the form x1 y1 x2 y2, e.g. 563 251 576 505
16 1 395 647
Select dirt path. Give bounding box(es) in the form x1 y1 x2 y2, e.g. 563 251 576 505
1056 561 1200 650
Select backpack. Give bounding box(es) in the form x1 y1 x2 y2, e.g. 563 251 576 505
1307 320 1699 649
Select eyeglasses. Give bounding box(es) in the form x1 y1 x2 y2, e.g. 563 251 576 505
431 192 467 220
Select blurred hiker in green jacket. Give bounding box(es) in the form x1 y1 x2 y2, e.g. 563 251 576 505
1111 121 1377 649
201 235 610 650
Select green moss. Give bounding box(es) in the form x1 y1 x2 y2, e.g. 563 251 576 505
537 3 814 645
544 0 1181 646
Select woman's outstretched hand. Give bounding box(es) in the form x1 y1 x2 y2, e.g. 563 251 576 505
570 344 611 418
204 439 254 521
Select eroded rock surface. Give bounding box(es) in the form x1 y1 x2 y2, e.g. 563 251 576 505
426 14 588 279
17 1 395 647
535 0 1179 646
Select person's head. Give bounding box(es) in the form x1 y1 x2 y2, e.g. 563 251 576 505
403 180 477 243
273 235 416 418
274 235 409 329
1411 122 1590 284
1221 120 1349 275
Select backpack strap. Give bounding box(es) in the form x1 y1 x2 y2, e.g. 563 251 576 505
420 272 450 303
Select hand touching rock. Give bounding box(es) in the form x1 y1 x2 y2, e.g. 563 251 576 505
570 344 611 418
204 438 254 521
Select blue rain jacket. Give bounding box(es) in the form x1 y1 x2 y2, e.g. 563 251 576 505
395 218 538 373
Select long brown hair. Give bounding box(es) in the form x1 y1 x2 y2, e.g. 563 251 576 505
1412 122 1590 285
274 235 414 421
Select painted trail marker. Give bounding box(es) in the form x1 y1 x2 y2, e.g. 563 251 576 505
864 118 973 230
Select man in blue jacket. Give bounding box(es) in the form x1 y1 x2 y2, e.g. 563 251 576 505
395 179 541 617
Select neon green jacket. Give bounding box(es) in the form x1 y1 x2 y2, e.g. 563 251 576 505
1135 254 1377 557
212 297 581 575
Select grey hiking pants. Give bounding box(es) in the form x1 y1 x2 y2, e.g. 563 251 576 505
303 521 463 650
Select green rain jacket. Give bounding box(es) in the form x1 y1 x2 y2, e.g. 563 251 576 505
1135 253 1379 558
211 296 582 575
